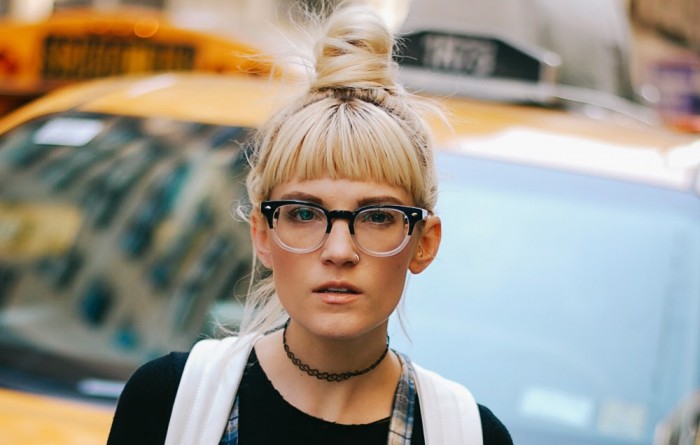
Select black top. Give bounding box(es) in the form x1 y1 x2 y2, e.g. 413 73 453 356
107 350 513 444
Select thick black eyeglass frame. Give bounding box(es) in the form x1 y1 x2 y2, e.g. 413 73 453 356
260 200 429 236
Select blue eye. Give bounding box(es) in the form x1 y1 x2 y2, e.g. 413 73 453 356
287 206 320 222
296 208 315 221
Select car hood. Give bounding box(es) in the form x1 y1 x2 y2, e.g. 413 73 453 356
0 387 113 444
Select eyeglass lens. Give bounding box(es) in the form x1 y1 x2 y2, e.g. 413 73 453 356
272 204 409 254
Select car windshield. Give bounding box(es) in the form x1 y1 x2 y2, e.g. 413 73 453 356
390 152 700 445
0 112 252 398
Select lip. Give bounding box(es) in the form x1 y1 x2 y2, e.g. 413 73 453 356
313 281 362 305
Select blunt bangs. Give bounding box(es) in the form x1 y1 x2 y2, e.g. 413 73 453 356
257 98 429 207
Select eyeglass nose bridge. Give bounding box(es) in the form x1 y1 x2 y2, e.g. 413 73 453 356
325 210 356 235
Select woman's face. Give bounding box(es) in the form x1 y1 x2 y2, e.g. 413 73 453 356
251 177 441 341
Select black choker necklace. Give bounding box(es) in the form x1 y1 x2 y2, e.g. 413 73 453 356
282 320 390 382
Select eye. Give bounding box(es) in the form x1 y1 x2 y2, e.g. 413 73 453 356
361 209 395 225
287 205 322 222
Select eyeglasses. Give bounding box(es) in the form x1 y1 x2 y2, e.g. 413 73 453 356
260 200 429 257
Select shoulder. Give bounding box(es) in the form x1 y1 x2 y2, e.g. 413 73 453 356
411 362 475 408
477 404 513 445
107 352 189 444
411 362 513 445
126 352 189 396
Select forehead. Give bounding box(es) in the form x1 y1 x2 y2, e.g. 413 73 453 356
269 178 414 207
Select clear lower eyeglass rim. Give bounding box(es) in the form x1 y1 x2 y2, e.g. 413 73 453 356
270 231 411 257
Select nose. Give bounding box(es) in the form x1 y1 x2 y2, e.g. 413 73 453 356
319 219 359 266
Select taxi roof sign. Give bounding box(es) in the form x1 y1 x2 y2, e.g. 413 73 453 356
396 30 561 103
397 30 559 82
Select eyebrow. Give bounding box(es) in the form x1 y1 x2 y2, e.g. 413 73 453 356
277 192 406 207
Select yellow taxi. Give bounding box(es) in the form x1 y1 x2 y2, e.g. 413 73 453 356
0 73 293 444
0 6 275 114
0 32 699 445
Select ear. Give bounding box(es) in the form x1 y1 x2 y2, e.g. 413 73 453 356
251 211 273 269
409 216 441 274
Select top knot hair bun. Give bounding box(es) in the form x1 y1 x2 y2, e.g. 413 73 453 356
310 3 399 92
246 1 444 219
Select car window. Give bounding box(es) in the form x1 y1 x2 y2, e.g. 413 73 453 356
0 112 253 396
390 152 700 445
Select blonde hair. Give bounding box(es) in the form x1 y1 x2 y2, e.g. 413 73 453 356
237 1 441 338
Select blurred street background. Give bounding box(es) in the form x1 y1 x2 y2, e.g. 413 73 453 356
0 0 699 130
2 2 700 444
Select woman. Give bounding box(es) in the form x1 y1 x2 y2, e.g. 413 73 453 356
108 3 512 444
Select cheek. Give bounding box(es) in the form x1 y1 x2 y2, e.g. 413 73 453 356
268 246 302 276
375 256 412 297
267 247 313 301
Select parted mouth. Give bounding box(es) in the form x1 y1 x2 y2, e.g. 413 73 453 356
313 282 362 294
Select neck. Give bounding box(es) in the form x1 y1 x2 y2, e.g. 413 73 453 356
282 319 389 382
253 324 402 424
282 319 391 381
